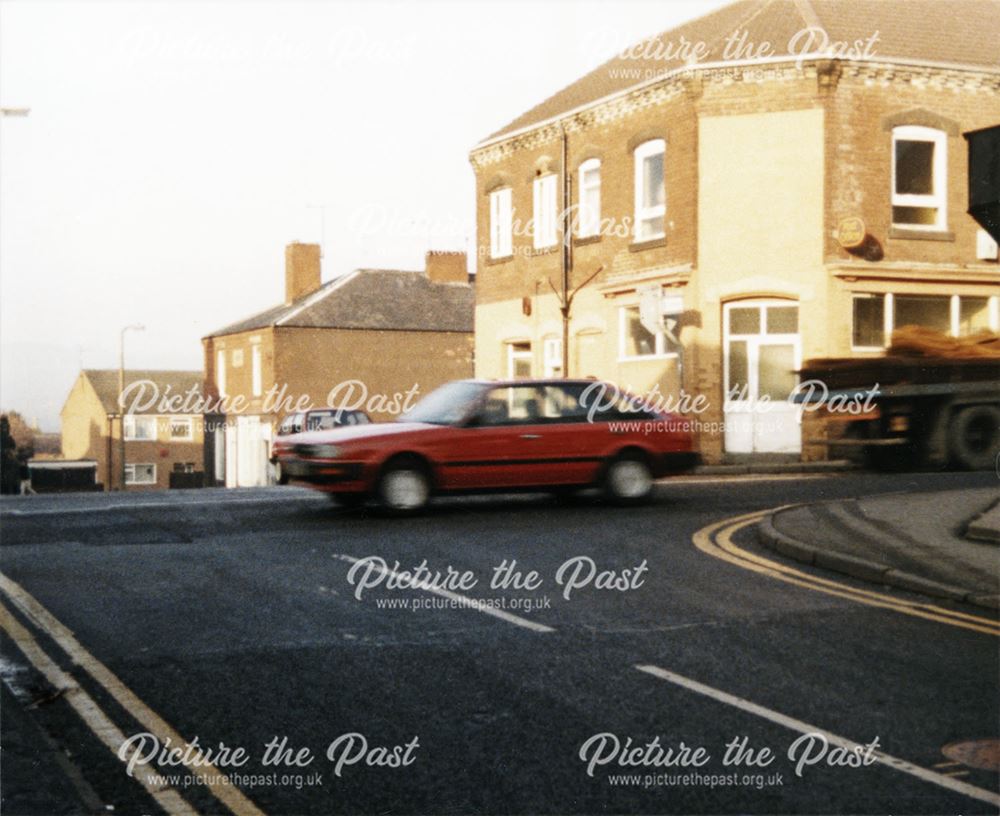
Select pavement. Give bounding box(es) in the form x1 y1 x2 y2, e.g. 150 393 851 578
759 487 1000 609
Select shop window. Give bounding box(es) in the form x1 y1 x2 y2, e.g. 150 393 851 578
852 295 885 349
894 295 950 334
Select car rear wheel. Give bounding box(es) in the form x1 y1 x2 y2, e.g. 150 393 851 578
376 459 431 514
949 405 1000 470
274 461 289 486
602 452 653 504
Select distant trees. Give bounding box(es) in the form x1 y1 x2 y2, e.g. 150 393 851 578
1 411 37 493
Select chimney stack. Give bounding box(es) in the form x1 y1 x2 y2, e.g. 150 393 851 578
285 242 322 303
425 251 468 284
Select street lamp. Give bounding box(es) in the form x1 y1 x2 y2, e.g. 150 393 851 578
119 324 145 490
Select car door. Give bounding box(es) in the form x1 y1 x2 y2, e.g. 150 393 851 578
519 384 607 485
435 384 553 489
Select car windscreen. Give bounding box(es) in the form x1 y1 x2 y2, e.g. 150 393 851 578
307 410 370 431
399 381 487 425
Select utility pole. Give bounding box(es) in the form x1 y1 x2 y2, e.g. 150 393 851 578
118 324 144 490
560 124 571 377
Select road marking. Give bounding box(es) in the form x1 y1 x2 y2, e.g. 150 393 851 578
0 573 266 816
334 554 555 633
0 601 199 815
635 664 1000 808
1 493 324 517
666 474 831 484
693 511 1000 636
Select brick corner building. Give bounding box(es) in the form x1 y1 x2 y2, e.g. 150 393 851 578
468 0 1000 463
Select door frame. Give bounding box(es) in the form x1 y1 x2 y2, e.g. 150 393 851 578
722 298 802 454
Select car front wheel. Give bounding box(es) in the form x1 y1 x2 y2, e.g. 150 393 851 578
603 453 653 505
376 459 431 514
274 461 289 485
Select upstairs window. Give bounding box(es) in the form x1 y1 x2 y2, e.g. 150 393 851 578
251 345 262 397
489 188 513 258
892 126 947 230
216 349 227 398
124 415 157 441
168 417 193 441
578 159 601 238
634 139 665 242
532 174 558 249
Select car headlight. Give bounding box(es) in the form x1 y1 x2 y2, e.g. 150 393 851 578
296 443 341 459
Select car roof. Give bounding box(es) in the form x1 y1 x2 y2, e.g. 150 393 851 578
459 378 606 388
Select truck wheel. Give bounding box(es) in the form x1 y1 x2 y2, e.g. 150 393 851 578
949 405 1000 470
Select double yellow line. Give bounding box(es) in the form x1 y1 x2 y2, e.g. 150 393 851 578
0 573 266 816
693 510 1000 636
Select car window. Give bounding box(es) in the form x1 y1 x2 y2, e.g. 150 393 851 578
401 381 487 425
573 381 658 422
474 386 547 426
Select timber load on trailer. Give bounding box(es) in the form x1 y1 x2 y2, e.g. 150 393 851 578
799 327 1000 471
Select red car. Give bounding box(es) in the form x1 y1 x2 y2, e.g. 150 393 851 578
271 408 370 484
277 379 699 512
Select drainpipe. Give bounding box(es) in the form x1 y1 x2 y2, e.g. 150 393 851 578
560 123 572 377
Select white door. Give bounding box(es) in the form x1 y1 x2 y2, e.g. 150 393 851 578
235 415 270 487
723 300 801 454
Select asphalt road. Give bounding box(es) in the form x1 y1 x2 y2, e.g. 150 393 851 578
1 471 998 816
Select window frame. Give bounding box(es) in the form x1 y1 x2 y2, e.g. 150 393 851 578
851 292 999 350
251 344 262 397
125 463 156 485
618 304 675 362
216 349 227 398
850 294 888 352
167 416 194 442
489 187 513 259
577 158 601 238
543 337 563 378
124 414 157 441
633 139 666 243
507 342 532 379
891 125 947 231
532 173 558 249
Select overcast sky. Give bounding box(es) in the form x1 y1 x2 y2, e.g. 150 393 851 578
0 0 727 430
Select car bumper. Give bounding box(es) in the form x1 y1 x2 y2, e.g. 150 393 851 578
279 458 366 488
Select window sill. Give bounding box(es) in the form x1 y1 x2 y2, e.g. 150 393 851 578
629 237 667 252
574 234 602 247
485 254 514 266
529 245 559 256
618 353 679 363
888 227 955 242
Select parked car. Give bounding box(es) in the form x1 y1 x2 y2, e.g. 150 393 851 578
272 408 370 484
276 379 699 512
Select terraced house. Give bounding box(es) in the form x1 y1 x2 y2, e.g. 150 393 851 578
469 0 1000 463
203 243 474 487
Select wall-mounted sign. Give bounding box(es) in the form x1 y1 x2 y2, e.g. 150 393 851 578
836 217 867 249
